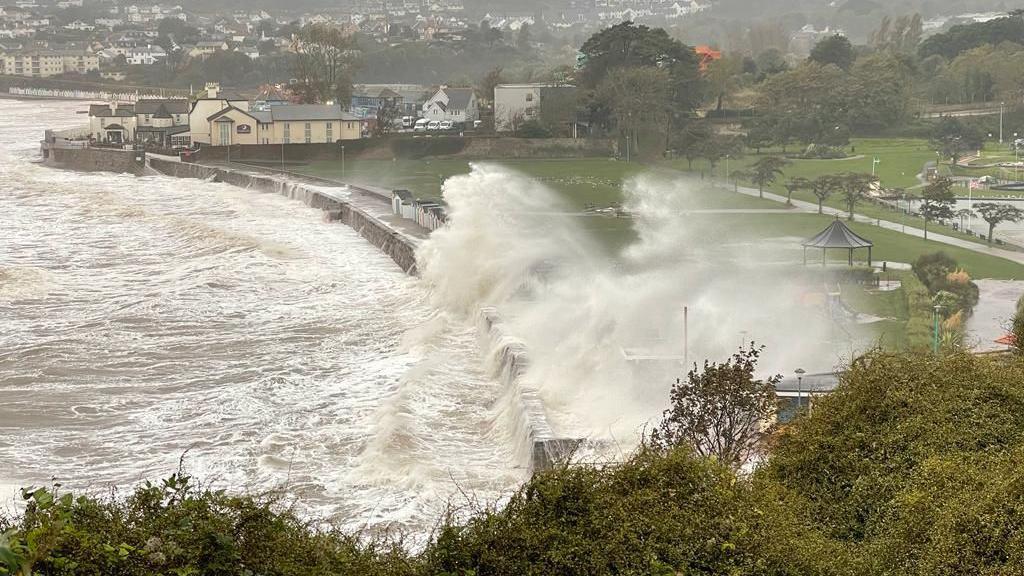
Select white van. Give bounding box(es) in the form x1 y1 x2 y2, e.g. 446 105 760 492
439 120 454 131
427 120 441 131
414 118 430 132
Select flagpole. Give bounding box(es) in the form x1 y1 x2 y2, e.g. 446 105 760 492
968 179 974 234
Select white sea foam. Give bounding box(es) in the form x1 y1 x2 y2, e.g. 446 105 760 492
0 100 523 535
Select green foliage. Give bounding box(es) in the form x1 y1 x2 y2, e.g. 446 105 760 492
389 137 468 159
974 202 1024 244
749 156 788 198
649 345 781 468
577 21 703 136
912 251 979 315
765 352 1024 575
11 352 1024 574
809 34 855 71
918 15 1024 60
0 474 415 576
514 119 552 139
423 447 749 576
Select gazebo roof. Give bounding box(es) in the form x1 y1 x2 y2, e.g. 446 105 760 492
802 219 873 249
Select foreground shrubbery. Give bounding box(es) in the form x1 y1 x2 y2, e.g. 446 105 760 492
6 352 1024 575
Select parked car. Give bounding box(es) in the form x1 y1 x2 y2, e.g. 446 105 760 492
402 116 416 130
427 120 441 131
439 120 453 131
414 118 430 132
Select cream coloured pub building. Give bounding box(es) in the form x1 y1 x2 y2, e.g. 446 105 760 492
189 85 360 147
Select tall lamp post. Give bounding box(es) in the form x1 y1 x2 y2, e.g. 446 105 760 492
1000 102 1005 144
341 144 346 179
795 368 806 410
932 304 944 355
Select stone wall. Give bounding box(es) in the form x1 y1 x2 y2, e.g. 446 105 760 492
148 157 418 274
148 157 569 475
46 146 146 176
191 135 616 164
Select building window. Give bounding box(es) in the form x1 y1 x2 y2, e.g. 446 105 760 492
326 122 333 142
218 122 230 146
283 122 290 144
304 122 311 143
526 93 533 102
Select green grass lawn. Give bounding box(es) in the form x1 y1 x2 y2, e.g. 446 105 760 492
293 157 783 210
717 212 1024 279
288 145 1024 280
664 137 1023 249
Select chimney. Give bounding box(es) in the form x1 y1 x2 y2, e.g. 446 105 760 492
205 81 220 99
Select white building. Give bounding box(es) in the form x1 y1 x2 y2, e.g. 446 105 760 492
493 83 577 132
421 86 478 123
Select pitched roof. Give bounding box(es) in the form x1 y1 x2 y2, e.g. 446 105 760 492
134 98 188 114
269 104 358 122
206 105 259 122
88 103 135 117
802 219 873 249
442 87 474 110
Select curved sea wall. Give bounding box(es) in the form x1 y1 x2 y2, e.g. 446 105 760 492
148 157 417 274
147 158 570 473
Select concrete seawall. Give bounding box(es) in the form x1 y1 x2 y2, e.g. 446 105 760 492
44 146 147 176
145 157 567 474
149 157 418 274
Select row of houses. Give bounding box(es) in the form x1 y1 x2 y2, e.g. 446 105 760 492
87 83 362 148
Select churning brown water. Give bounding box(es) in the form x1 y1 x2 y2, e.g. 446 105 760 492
0 99 524 533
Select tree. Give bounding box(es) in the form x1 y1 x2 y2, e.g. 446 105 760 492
783 176 811 206
673 120 712 169
811 175 843 214
577 22 703 144
931 117 983 167
597 66 672 160
479 66 504 104
920 176 956 239
750 156 788 198
292 24 359 105
649 345 780 469
516 23 531 50
744 120 774 154
809 34 854 71
839 172 876 221
974 203 1024 244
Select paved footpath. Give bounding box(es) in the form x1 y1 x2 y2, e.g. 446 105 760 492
729 181 1024 266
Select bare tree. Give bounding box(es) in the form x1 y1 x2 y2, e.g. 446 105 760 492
292 24 360 105
649 345 781 469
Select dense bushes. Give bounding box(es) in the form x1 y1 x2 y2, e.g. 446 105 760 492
8 353 1024 575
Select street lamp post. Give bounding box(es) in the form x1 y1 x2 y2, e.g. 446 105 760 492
795 368 806 409
1000 102 1005 144
341 145 345 179
932 305 944 355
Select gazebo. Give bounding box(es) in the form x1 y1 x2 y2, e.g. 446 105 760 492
802 218 873 266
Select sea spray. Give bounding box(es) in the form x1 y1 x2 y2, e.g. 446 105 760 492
417 164 841 454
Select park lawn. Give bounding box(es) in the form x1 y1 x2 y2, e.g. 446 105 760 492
714 212 1024 280
294 157 783 210
664 138 936 189
663 137 1017 249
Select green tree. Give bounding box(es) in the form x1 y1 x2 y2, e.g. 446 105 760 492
920 176 957 239
811 174 843 214
650 345 780 469
809 34 855 71
839 172 876 221
974 202 1024 244
597 66 672 160
783 176 811 206
578 21 703 144
750 156 788 198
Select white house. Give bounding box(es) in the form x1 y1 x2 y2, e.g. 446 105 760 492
421 86 478 123
494 83 577 132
